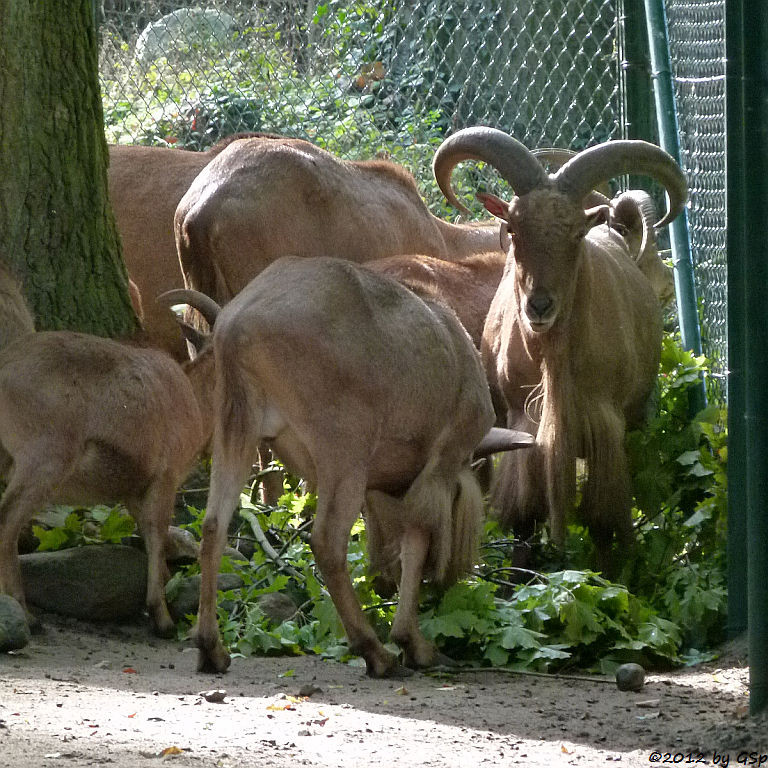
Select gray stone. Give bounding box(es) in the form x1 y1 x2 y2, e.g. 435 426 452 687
165 526 200 563
258 592 298 624
615 662 646 692
0 594 30 652
20 545 147 622
134 8 238 67
168 572 244 622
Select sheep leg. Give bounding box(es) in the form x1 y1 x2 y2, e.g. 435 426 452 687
0 449 75 630
389 525 441 669
312 471 407 679
195 453 253 674
128 474 177 638
581 408 635 579
493 446 548 572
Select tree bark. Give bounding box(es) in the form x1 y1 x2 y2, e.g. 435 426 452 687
0 0 138 337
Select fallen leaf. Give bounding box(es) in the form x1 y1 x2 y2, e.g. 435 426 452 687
122 668 138 674
127 713 137 719
199 690 227 703
395 686 409 696
160 746 184 756
561 745 573 754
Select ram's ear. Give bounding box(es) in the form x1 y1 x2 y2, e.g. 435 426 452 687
476 192 510 221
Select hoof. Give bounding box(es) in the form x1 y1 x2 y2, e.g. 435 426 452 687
153 620 176 640
27 611 44 635
151 610 176 639
197 645 232 674
366 660 414 679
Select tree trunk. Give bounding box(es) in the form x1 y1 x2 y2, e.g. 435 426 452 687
0 0 138 337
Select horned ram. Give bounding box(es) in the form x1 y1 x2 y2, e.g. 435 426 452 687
170 256 531 678
432 128 688 573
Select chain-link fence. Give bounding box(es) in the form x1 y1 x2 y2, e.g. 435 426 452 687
97 0 621 209
665 0 727 402
96 0 728 399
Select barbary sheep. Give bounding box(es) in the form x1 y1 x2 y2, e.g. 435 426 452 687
432 127 688 574
179 256 531 677
0 267 215 636
364 250 506 349
173 135 502 308
108 134 284 359
533 148 675 308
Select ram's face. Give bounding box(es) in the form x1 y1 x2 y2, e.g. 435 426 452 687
480 189 604 333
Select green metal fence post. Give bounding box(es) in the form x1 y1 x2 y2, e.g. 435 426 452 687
725 0 748 641
621 0 656 144
643 0 706 415
737 0 768 717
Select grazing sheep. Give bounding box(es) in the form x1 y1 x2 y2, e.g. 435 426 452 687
181 256 531 677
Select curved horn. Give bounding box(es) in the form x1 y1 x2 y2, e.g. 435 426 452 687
433 127 549 214
553 140 688 229
532 148 612 203
157 288 221 329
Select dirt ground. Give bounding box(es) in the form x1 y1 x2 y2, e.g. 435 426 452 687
1 612 766 768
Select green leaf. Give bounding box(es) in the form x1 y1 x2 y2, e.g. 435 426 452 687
498 624 543 650
98 508 136 543
33 525 70 552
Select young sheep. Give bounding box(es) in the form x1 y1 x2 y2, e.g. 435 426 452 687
0 279 214 635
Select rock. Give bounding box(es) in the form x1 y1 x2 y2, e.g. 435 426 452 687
199 689 227 703
0 594 31 652
20 545 147 622
167 572 244 621
258 592 298 624
165 526 199 563
134 7 238 67
615 662 645 692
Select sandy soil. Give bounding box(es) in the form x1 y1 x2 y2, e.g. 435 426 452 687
1 613 766 768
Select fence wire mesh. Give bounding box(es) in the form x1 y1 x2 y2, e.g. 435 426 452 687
97 0 621 209
664 0 727 403
96 1 727 401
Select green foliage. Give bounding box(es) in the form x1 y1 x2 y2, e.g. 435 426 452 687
421 571 681 672
168 480 689 672
626 334 728 649
32 505 137 551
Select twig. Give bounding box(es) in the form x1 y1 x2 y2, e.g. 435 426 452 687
447 666 616 684
240 509 306 583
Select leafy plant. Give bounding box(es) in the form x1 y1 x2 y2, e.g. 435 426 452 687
33 505 137 551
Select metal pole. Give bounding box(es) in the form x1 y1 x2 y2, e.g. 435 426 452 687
725 0 748 640
738 0 768 717
643 0 706 414
620 0 656 144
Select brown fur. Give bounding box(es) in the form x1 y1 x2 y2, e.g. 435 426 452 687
364 251 506 349
481 191 663 574
0 276 215 636
173 136 502 312
109 138 501 361
108 143 211 359
194 256 497 678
